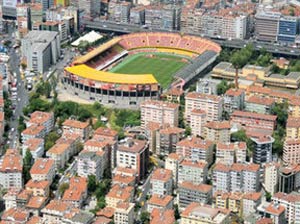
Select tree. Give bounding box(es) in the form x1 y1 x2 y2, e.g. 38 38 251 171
44 81 52 98
271 102 288 128
23 149 33 183
21 62 27 70
87 175 97 193
96 196 106 209
78 40 90 52
140 211 150 224
3 91 12 120
216 80 234 95
59 183 69 195
185 125 192 136
174 204 181 220
265 191 272 202
45 131 60 151
18 116 26 142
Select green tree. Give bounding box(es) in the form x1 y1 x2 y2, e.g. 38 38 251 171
44 81 52 98
23 149 33 183
185 125 192 136
265 191 272 202
271 102 288 128
45 131 60 151
140 211 150 224
59 183 69 195
174 204 181 220
78 40 90 52
96 196 106 209
216 80 234 95
87 175 97 193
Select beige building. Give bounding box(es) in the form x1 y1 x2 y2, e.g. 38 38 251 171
286 116 300 139
176 136 214 166
181 202 230 224
190 109 206 137
283 138 300 166
46 143 71 169
204 121 231 143
242 192 262 218
216 142 247 165
150 168 173 196
141 100 179 128
28 111 54 134
62 177 87 208
62 119 90 141
114 202 135 224
263 162 280 195
165 153 183 187
178 159 208 185
147 194 173 213
105 184 134 208
41 200 73 223
185 92 223 123
289 99 300 118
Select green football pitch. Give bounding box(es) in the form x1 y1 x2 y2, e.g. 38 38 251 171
109 53 188 89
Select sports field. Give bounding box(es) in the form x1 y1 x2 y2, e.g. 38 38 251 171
109 53 188 89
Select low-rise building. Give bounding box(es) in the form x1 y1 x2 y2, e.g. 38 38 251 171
150 168 173 196
245 96 275 114
257 202 286 224
242 192 263 218
30 158 56 184
41 200 73 223
283 138 300 166
178 159 208 185
216 142 247 165
22 125 46 143
1 207 30 223
178 181 212 209
147 194 173 213
46 143 71 169
105 184 134 208
62 177 87 208
286 116 300 139
26 196 47 216
28 111 54 134
22 138 44 159
150 209 175 224
25 179 50 197
62 119 90 141
114 202 135 224
181 202 230 224
0 149 23 189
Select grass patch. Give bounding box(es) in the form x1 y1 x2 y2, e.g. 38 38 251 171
109 53 188 89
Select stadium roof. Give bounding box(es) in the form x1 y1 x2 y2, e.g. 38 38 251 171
65 64 158 85
73 37 121 65
71 31 103 47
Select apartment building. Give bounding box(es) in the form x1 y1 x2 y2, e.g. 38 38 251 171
22 138 44 159
245 96 275 114
251 135 274 164
46 143 71 169
185 92 223 122
213 163 260 193
278 164 300 193
242 192 263 218
156 127 185 156
62 177 87 208
147 194 173 213
105 184 134 208
231 110 277 131
113 202 135 224
28 111 54 134
203 121 231 143
41 200 73 223
214 192 243 215
1 207 30 223
165 153 183 187
150 209 175 224
286 116 300 139
62 119 90 141
30 158 56 184
216 142 247 165
289 99 300 118
130 6 145 25
150 168 173 196
25 179 50 197
178 159 208 185
258 202 286 224
255 11 280 42
109 1 131 23
176 136 214 166
117 138 148 182
94 127 118 141
178 181 212 209
272 192 300 224
141 100 179 128
263 162 280 195
224 88 245 115
181 202 230 224
22 125 46 143
78 0 100 17
283 138 300 166
0 149 23 189
190 109 206 137
21 30 60 73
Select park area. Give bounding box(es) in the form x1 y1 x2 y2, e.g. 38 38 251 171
109 52 188 89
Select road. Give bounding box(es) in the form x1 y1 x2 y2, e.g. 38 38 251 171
83 19 300 57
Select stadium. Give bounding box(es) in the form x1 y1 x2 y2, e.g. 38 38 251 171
63 32 221 108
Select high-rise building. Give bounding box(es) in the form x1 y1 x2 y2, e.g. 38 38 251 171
255 11 281 42
263 162 280 195
251 135 274 164
283 138 300 166
278 16 297 43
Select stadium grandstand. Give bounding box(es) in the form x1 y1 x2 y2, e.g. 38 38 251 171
63 32 221 108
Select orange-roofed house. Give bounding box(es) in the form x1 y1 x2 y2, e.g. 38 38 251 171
165 153 183 187
41 200 73 223
28 111 54 134
203 121 231 143
114 202 135 224
150 208 175 224
22 137 44 159
21 124 46 143
1 207 30 223
94 127 118 141
181 202 230 224
156 126 185 156
25 179 50 197
150 168 173 196
245 95 275 114
30 158 56 184
105 184 134 208
0 149 23 189
178 181 212 209
258 202 286 224
3 188 21 210
62 177 88 208
46 143 72 169
147 194 174 213
141 100 179 128
178 159 208 185
26 196 47 216
112 174 135 186
176 136 214 166
62 119 91 141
